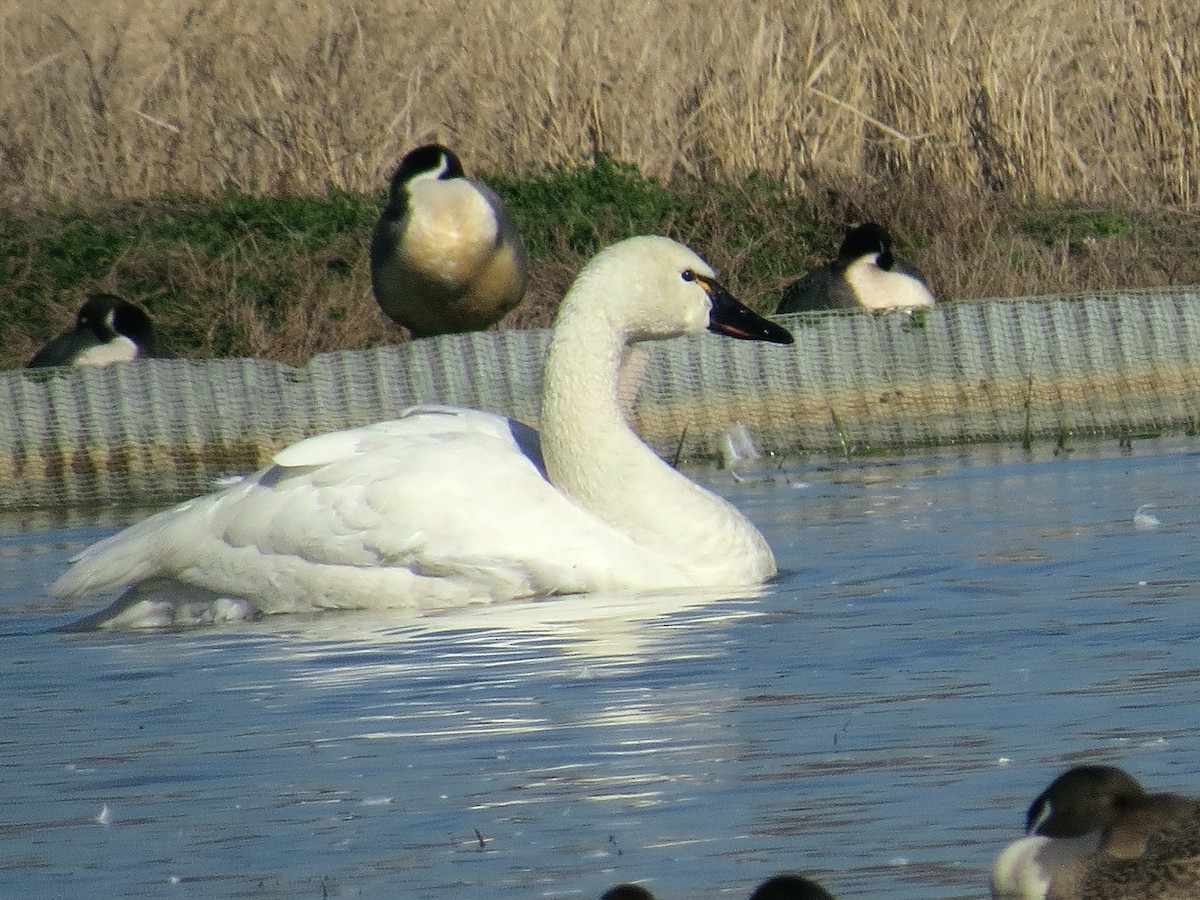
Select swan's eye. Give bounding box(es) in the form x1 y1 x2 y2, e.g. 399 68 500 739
681 269 696 283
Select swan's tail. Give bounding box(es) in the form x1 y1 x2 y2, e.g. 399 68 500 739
62 579 259 631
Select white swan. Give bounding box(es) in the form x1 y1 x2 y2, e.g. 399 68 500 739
54 236 794 629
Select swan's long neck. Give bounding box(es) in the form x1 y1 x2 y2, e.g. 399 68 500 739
540 306 775 586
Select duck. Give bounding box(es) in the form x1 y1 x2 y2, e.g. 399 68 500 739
991 764 1200 899
369 143 529 337
27 293 173 368
600 873 835 900
775 222 935 314
53 236 794 629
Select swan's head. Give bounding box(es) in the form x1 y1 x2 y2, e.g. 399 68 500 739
562 236 793 345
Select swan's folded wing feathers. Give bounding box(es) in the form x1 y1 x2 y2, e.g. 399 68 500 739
50 414 515 599
270 406 511 470
251 426 685 596
209 425 528 567
271 429 366 469
52 408 684 608
50 494 206 599
345 432 676 591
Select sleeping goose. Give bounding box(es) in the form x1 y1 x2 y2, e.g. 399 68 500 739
776 223 934 314
992 764 1200 899
54 236 794 629
369 143 529 337
28 294 173 368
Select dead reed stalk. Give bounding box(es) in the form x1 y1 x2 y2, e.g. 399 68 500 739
2 0 1197 206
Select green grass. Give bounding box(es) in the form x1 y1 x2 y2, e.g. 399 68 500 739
493 156 692 258
1018 198 1139 246
3 158 1198 369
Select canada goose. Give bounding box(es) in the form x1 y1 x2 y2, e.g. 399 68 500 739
27 294 172 368
776 223 935 314
369 143 529 337
54 236 794 629
992 764 1200 899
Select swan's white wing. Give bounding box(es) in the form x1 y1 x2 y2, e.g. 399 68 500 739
52 406 685 613
271 405 527 469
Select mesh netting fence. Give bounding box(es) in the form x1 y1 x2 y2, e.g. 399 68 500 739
3 289 1199 511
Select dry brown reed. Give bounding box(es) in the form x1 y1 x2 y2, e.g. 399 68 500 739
3 0 1198 206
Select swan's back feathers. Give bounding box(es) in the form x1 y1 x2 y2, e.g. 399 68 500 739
270 405 521 469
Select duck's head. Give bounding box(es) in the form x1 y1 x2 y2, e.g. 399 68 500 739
1026 765 1146 838
565 236 793 345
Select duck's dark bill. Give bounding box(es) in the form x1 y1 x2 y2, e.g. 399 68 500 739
707 284 795 344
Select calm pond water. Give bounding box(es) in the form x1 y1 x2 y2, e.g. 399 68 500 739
3 439 1200 900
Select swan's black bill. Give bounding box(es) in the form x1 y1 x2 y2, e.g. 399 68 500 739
703 278 794 344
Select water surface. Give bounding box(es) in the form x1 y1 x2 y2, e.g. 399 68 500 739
3 439 1200 899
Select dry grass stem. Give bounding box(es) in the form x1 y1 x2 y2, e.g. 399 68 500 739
2 0 1198 206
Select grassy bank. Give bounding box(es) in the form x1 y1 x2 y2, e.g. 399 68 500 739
4 157 1199 369
4 1 1198 368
